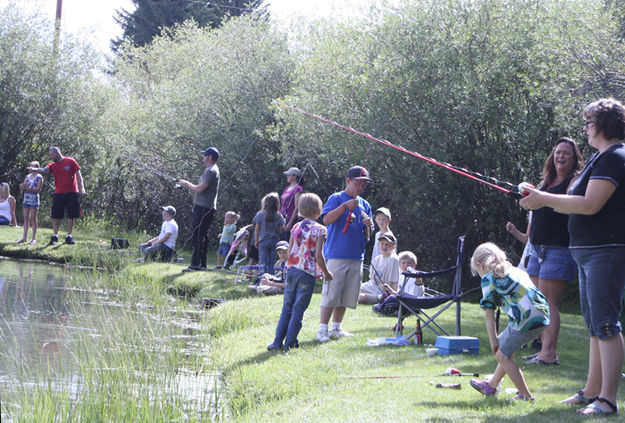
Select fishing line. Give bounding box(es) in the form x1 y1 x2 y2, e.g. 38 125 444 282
288 107 523 199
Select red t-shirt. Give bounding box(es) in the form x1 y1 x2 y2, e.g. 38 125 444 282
46 157 80 194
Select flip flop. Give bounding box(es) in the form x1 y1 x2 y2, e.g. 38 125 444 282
577 397 618 416
522 352 539 361
560 389 597 405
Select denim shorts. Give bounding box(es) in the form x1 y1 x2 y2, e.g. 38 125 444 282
217 242 231 256
498 325 546 358
571 247 625 339
526 244 577 283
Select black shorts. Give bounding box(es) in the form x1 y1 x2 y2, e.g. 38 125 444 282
51 193 81 219
248 244 259 261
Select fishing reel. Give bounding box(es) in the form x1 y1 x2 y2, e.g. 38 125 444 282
509 182 534 199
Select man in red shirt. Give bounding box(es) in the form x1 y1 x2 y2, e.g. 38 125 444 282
29 146 86 245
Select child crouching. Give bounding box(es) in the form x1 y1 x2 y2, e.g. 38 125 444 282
470 242 550 401
267 193 333 351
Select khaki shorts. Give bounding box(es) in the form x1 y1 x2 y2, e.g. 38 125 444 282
321 259 363 309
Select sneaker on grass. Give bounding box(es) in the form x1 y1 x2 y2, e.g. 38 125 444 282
470 379 497 396
50 234 58 245
329 328 353 339
65 235 75 245
316 329 330 343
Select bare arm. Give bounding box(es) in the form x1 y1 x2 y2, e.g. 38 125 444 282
254 223 260 248
314 234 333 281
76 170 86 195
505 221 529 244
322 199 357 226
484 309 499 354
520 179 617 215
8 196 17 226
178 180 208 194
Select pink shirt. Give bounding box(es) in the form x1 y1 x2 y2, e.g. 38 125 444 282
287 219 327 276
280 184 303 222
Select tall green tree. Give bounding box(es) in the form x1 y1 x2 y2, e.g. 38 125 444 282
112 0 266 50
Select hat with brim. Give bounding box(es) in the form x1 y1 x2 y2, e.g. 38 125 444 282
275 240 289 250
346 166 372 182
375 207 391 219
378 233 396 245
283 167 301 177
200 147 220 160
162 205 176 216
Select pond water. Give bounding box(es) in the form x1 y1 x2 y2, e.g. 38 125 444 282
0 257 221 421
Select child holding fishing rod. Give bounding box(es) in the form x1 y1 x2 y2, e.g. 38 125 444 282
469 242 550 401
316 166 374 342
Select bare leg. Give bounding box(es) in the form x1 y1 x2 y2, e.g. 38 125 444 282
494 350 532 398
18 209 30 242
536 278 567 362
30 209 38 241
52 218 61 235
66 218 74 236
579 334 624 414
332 306 346 324
320 305 333 324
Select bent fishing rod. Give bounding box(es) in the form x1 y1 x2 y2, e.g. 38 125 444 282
122 154 183 189
288 107 529 199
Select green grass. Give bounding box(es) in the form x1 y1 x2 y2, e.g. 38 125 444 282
1 224 621 422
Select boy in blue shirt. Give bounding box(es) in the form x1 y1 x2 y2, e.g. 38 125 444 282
316 166 374 342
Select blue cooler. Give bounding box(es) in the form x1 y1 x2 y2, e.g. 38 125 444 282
435 336 480 355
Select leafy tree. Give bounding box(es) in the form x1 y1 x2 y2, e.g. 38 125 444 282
272 0 625 288
112 0 266 50
0 5 107 219
102 17 293 239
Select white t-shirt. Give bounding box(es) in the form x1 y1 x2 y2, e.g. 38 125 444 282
398 273 424 297
160 219 178 249
370 229 396 264
362 253 400 296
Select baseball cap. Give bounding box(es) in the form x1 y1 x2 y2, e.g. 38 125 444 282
275 240 289 250
375 207 391 219
200 147 220 160
378 233 396 245
162 205 176 216
345 166 372 182
283 167 301 177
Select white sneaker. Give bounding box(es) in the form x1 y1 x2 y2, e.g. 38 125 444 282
329 328 353 339
316 329 330 343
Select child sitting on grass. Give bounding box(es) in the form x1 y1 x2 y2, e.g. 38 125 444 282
267 193 332 351
469 242 550 401
359 233 399 304
249 240 289 295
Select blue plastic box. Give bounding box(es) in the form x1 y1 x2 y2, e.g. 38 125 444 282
435 336 480 355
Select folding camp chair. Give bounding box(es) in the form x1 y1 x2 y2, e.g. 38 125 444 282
394 234 469 341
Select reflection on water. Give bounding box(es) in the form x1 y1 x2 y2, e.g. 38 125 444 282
0 258 219 420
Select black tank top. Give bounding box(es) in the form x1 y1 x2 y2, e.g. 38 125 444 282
529 176 573 247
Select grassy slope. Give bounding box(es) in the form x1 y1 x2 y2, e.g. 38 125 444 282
1 225 621 422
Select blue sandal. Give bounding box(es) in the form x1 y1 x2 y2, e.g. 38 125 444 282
561 389 597 405
578 397 618 416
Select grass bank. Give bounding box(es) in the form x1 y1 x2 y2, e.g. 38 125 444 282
1 225 619 422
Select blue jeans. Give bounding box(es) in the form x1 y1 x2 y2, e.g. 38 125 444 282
258 238 277 275
271 268 316 350
571 247 625 339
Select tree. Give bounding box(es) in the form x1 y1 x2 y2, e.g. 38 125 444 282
112 0 266 50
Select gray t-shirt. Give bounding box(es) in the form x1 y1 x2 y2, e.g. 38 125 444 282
253 211 285 243
193 164 219 209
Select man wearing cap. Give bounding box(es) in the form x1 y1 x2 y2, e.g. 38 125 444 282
140 205 179 262
316 165 374 342
28 146 86 245
280 167 304 240
178 147 220 270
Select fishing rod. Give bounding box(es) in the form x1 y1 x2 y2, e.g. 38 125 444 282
288 107 526 199
122 154 182 188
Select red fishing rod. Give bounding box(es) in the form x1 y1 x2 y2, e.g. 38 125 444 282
289 107 526 199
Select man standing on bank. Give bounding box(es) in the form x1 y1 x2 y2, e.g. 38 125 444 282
178 147 220 271
28 146 86 245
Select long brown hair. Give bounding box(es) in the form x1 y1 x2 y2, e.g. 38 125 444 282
541 137 584 188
